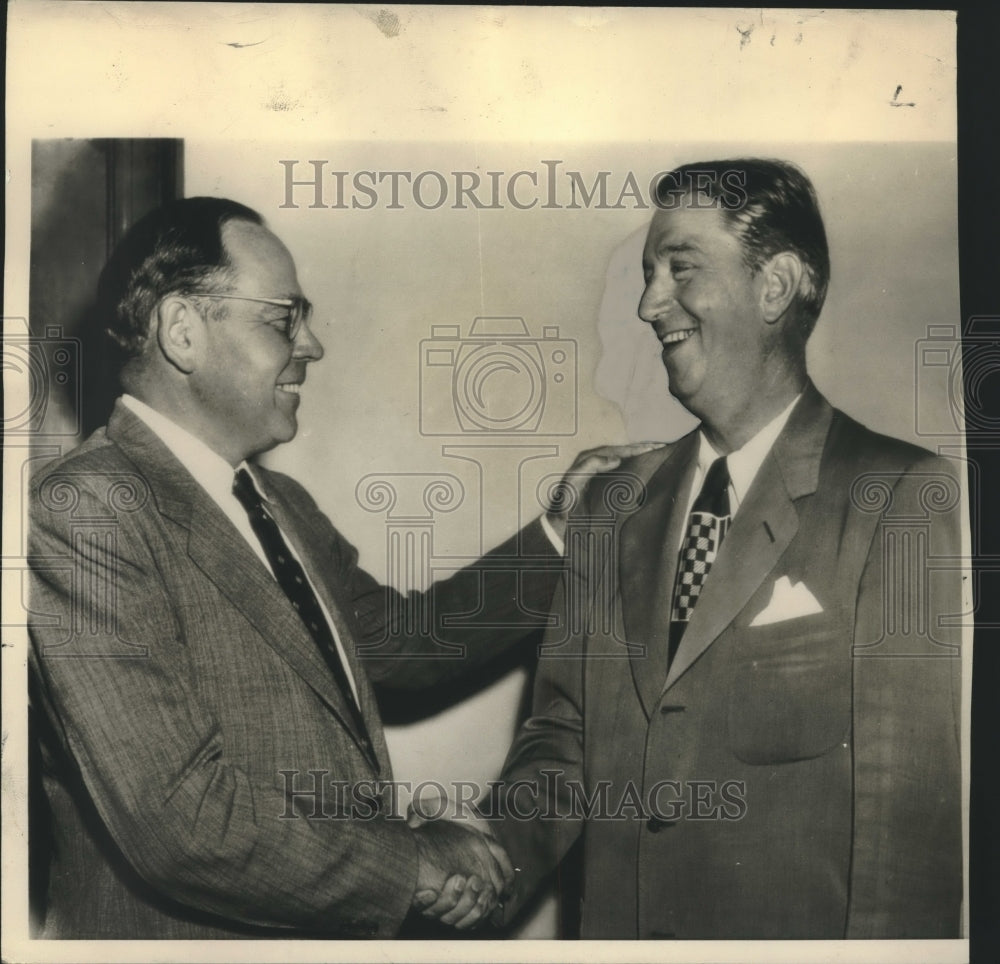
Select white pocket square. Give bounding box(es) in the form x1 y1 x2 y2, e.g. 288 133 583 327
749 575 823 627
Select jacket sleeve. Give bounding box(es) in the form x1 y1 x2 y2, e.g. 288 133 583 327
464 467 644 924
486 564 588 925
472 479 621 922
846 453 965 937
271 472 564 690
29 476 418 937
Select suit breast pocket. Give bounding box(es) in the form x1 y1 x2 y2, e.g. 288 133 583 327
727 612 852 765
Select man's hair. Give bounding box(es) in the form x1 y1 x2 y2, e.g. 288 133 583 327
655 158 830 337
97 196 264 359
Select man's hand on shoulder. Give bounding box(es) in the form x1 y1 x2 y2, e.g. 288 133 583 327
545 442 666 542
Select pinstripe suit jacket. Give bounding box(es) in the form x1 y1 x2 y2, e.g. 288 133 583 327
28 401 559 938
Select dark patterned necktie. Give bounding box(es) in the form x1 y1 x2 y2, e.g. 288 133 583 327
668 456 731 667
232 468 371 749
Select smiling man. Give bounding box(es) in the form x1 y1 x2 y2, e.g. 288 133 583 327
467 159 964 939
26 197 649 938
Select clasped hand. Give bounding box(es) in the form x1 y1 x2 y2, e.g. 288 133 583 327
410 818 513 930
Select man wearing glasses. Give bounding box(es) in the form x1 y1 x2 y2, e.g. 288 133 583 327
27 197 642 938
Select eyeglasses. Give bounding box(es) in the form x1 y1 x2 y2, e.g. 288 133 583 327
188 293 313 341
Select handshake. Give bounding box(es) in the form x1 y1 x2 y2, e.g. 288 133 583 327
408 797 514 931
403 443 667 931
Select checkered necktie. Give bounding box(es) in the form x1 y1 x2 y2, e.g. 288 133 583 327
668 456 731 666
232 468 371 750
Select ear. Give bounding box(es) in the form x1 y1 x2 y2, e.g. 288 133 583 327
154 296 205 374
759 251 804 324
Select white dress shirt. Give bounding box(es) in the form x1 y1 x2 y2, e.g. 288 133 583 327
120 394 359 700
679 394 801 550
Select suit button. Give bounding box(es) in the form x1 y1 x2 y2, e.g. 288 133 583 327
646 816 676 833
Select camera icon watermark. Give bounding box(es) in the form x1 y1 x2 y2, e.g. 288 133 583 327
419 317 577 436
914 316 1000 440
2 319 82 437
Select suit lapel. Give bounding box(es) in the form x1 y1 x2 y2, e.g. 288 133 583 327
620 433 698 718
107 403 379 765
663 384 834 692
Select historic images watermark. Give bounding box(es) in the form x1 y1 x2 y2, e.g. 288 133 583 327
914 317 1000 440
3 318 82 439
279 161 750 212
849 470 964 658
419 317 577 437
9 310 978 665
25 471 151 658
5 316 90 650
353 311 586 659
277 771 748 824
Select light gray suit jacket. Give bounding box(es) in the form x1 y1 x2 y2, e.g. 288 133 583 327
492 384 963 938
28 401 559 938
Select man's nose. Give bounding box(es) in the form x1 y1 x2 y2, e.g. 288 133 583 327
638 273 677 324
292 318 325 361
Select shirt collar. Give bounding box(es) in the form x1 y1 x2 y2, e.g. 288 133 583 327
120 394 268 504
696 393 801 505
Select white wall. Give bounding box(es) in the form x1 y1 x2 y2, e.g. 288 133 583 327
186 140 959 935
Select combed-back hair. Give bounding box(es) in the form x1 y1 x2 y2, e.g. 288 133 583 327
655 158 830 336
97 196 263 358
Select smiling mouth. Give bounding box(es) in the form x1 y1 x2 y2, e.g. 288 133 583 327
276 383 302 395
659 328 696 347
